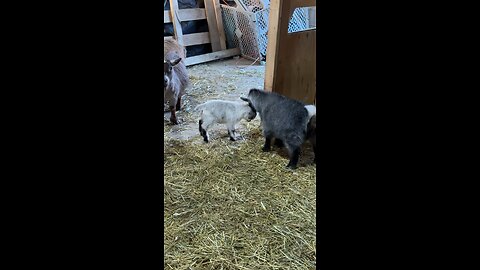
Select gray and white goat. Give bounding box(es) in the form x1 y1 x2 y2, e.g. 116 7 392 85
243 88 316 169
195 99 257 143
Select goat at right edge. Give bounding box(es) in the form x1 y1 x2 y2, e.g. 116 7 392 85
243 88 317 169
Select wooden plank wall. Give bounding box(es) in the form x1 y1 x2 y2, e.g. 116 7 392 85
264 0 316 104
164 0 239 66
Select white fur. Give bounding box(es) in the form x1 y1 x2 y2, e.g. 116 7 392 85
305 105 316 119
304 104 316 133
195 100 255 141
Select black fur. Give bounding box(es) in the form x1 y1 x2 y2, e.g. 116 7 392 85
274 138 284 148
198 119 208 142
245 89 314 169
198 119 203 135
240 97 257 120
228 129 236 141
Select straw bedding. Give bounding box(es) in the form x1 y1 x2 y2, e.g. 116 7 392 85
164 126 316 269
164 58 316 269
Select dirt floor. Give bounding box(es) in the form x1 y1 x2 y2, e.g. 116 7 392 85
164 57 316 269
164 57 265 142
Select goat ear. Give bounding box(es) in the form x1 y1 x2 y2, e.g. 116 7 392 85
164 62 169 70
171 58 182 66
240 97 250 102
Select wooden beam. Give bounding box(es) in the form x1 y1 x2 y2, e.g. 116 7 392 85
183 32 211 46
264 0 317 104
164 32 211 47
294 0 316 8
164 11 171 23
163 8 207 23
213 0 227 50
264 0 284 92
204 0 222 51
185 48 240 66
169 0 184 46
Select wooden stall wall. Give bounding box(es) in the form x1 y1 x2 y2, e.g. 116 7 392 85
264 0 316 104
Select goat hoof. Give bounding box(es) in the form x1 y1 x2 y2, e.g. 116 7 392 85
230 137 236 141
262 147 270 152
274 139 284 148
286 164 297 170
170 118 182 125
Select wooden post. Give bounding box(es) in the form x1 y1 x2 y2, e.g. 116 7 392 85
264 0 316 104
204 0 222 51
169 0 184 46
213 0 227 50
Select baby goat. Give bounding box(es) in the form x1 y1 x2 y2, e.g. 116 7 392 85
275 104 316 155
195 99 257 143
243 88 315 169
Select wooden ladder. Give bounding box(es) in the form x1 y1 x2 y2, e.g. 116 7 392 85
164 0 241 66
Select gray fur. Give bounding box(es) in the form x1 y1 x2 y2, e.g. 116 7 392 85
245 88 316 169
164 39 189 125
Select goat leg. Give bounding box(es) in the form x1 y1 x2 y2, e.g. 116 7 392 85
310 136 317 163
286 146 301 169
169 105 178 125
176 96 181 111
262 135 272 152
198 119 204 135
228 129 236 141
199 119 209 142
274 138 284 148
227 124 237 141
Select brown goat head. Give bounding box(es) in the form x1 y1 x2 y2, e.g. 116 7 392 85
164 58 182 89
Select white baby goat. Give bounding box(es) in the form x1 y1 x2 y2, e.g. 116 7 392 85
195 99 257 143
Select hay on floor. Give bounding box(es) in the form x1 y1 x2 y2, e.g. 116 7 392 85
164 127 316 269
